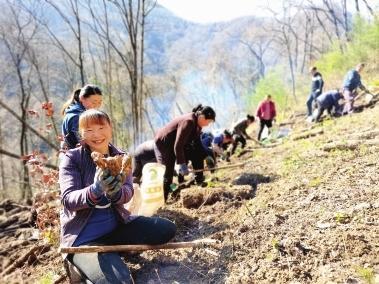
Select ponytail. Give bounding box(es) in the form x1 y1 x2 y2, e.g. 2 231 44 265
61 84 102 116
192 104 203 113
247 114 255 122
61 88 81 115
192 104 216 121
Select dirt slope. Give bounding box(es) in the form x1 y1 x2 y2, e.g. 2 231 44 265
1 96 378 284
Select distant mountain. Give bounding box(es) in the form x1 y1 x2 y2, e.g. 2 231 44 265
144 5 266 75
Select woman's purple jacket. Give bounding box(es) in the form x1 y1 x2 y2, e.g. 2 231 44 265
59 144 134 254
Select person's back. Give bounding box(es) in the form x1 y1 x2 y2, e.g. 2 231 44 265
61 103 86 149
132 140 157 184
155 112 198 161
316 90 340 109
212 133 224 148
311 71 324 97
134 140 156 161
154 104 216 200
343 69 361 91
233 119 248 136
314 90 342 122
341 63 367 114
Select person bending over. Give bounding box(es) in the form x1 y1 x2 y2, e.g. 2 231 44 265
154 104 215 200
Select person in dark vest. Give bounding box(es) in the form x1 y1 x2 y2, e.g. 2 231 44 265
306 66 324 118
314 89 343 122
154 104 216 200
256 95 276 141
231 115 255 154
342 63 369 114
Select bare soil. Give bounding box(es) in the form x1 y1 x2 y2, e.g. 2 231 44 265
1 96 378 283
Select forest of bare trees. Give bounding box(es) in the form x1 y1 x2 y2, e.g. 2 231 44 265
0 0 375 200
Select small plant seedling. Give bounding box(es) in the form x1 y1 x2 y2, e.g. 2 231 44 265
355 266 375 284
334 212 351 224
271 239 280 250
309 177 322 187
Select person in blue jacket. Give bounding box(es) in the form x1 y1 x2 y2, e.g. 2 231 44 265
314 89 343 122
61 84 103 150
211 130 234 161
342 63 369 114
306 66 324 117
177 133 215 187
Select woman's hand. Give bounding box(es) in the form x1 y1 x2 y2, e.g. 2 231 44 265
92 168 123 196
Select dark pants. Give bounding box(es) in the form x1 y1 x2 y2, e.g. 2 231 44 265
154 145 175 200
69 216 176 284
258 119 273 141
306 92 317 116
315 101 332 122
231 134 246 154
177 143 208 184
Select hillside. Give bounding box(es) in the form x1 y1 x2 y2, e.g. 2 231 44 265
0 92 378 283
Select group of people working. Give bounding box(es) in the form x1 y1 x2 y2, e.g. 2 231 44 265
306 63 370 122
60 62 372 282
58 60 371 282
58 81 278 282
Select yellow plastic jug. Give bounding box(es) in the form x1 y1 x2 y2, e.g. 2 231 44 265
138 163 165 216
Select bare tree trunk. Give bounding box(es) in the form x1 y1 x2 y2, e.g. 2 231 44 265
0 3 36 199
301 13 311 73
99 0 153 146
71 0 85 85
282 26 297 102
30 0 86 85
16 66 32 199
341 0 349 41
238 39 267 78
139 0 146 144
0 122 5 198
360 0 374 16
309 13 315 63
323 0 344 52
355 0 360 13
141 107 155 137
86 0 119 142
312 8 334 45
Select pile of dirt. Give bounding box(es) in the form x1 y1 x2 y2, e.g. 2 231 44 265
180 184 253 209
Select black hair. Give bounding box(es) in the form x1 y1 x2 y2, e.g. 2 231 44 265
247 114 255 122
61 84 102 115
223 129 233 139
192 104 216 121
